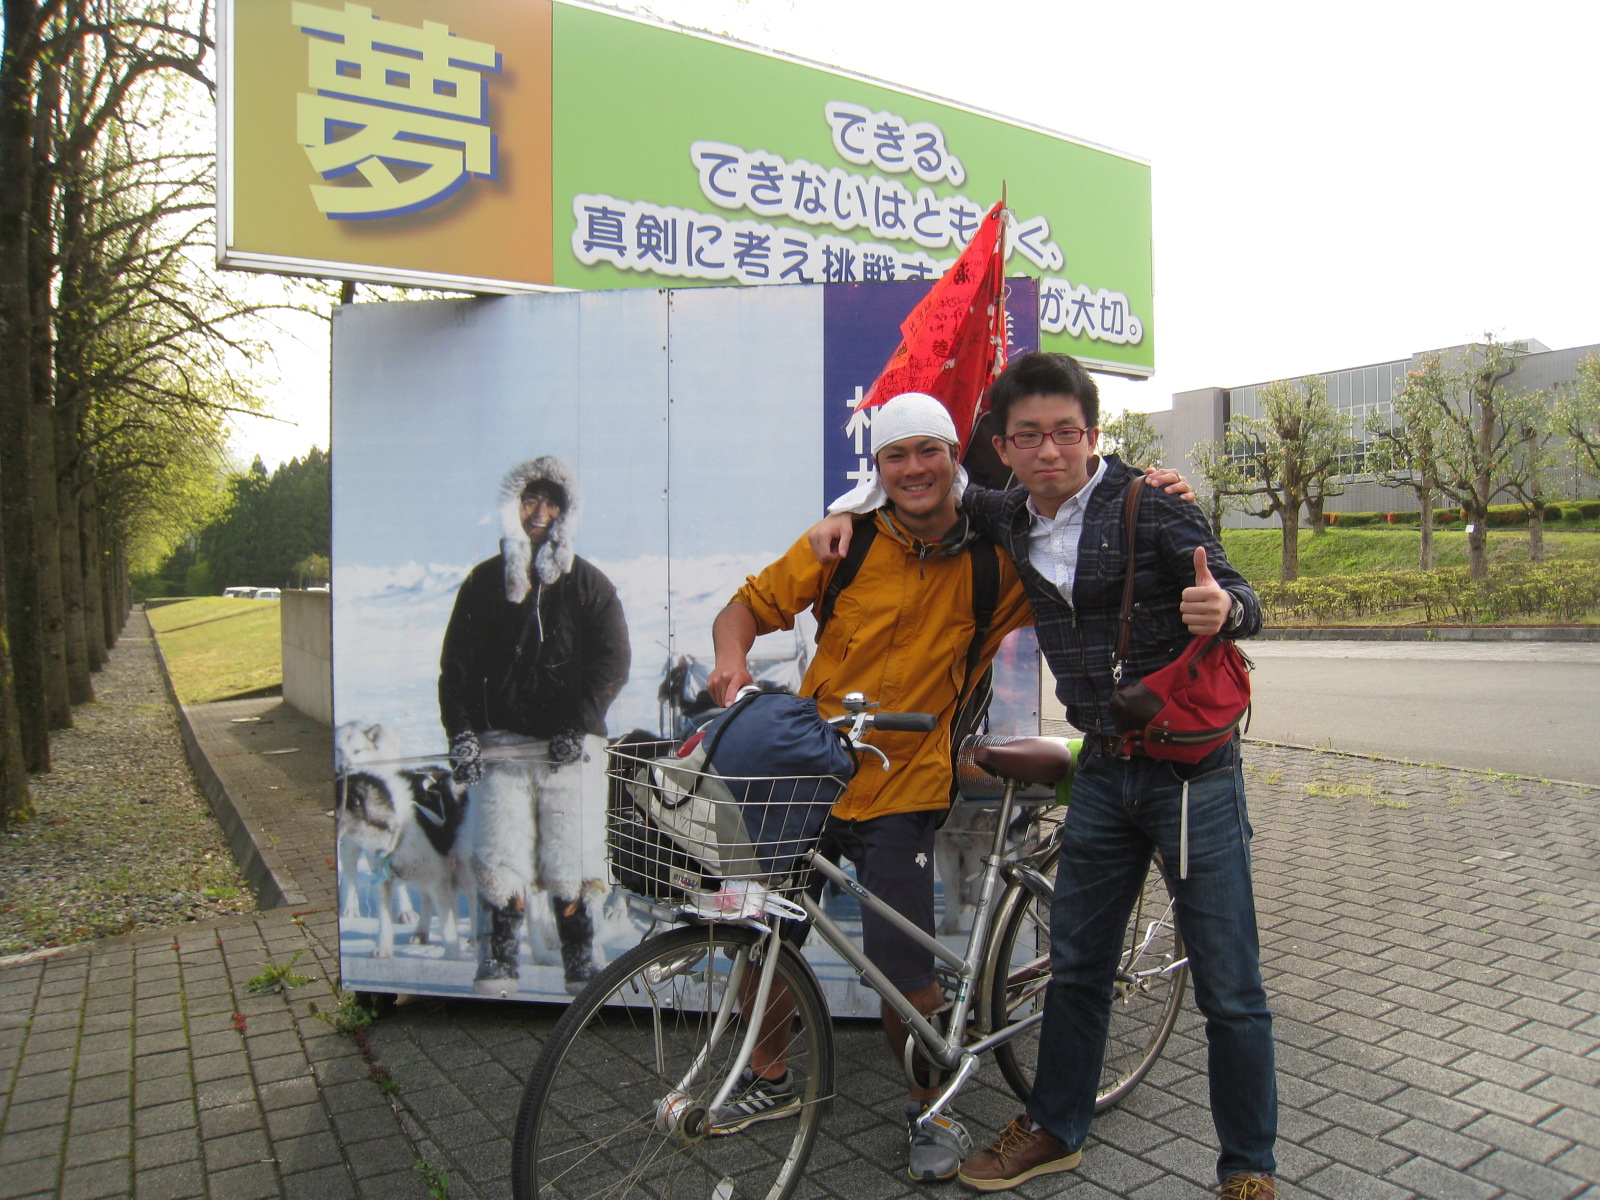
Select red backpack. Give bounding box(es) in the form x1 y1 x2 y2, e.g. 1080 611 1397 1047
1106 478 1253 763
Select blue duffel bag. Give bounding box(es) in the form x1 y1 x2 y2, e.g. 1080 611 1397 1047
699 690 858 878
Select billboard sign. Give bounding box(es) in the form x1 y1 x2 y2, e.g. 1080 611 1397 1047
331 282 1041 1009
220 0 1154 374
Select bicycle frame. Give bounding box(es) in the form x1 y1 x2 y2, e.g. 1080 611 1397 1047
635 762 1186 1141
794 775 1047 1126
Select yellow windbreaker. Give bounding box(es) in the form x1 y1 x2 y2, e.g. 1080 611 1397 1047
731 510 1032 822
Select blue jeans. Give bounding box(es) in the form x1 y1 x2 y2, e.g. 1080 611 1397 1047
1026 738 1278 1180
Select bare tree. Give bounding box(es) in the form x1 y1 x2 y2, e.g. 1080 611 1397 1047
1189 439 1252 538
0 0 304 820
1390 338 1542 581
1556 352 1600 485
1213 376 1353 581
1100 409 1162 469
1367 361 1448 570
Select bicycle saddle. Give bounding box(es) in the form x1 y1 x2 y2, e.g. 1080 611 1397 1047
974 737 1075 785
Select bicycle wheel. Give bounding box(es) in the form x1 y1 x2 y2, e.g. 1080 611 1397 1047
986 854 1187 1111
512 923 834 1200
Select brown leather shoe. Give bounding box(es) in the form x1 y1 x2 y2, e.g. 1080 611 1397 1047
1218 1173 1276 1199
956 1114 1082 1192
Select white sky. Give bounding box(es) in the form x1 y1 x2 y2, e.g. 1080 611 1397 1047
235 0 1600 466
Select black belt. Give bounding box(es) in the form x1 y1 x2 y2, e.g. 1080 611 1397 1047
1087 734 1131 759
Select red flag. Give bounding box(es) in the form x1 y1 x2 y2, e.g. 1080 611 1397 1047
857 200 1008 452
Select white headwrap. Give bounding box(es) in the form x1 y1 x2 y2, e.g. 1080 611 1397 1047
828 393 968 514
869 392 959 455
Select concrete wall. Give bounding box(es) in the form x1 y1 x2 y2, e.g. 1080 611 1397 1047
281 589 332 725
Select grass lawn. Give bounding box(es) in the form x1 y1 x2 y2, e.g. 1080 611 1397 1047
146 597 282 704
1218 527 1600 580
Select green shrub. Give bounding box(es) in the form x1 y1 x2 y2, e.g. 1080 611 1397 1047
1433 509 1457 524
1581 501 1600 519
1256 560 1600 625
1543 505 1563 522
1385 511 1420 526
1335 512 1378 527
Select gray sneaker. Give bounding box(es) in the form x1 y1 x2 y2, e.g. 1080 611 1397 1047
906 1102 973 1183
709 1068 799 1134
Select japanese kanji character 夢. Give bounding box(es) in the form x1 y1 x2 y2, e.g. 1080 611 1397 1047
291 2 501 219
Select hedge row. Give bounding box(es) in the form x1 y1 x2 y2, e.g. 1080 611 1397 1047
1326 500 1600 528
1255 560 1600 624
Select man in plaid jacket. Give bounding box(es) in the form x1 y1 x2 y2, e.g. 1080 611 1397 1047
816 353 1277 1200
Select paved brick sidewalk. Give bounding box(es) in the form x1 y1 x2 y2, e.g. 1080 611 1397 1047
2 621 1597 1199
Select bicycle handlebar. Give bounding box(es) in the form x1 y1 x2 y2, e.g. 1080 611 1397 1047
869 712 937 733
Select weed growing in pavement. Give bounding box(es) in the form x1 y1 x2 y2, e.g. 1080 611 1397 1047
310 992 398 1094
415 1158 451 1199
245 950 309 994
1303 776 1377 799
1369 799 1409 810
310 990 375 1037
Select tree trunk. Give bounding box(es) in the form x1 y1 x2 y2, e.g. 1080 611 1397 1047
1418 485 1435 572
1527 453 1546 563
1306 495 1327 536
1468 392 1494 583
102 536 120 651
29 58 70 730
1465 505 1489 581
110 537 128 642
30 401 71 728
0 0 49 772
55 407 92 703
1280 505 1301 583
0 531 34 824
80 487 107 671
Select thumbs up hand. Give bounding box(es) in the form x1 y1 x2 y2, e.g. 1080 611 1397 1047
1180 545 1232 636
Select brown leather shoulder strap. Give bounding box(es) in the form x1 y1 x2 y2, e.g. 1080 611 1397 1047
1112 475 1145 679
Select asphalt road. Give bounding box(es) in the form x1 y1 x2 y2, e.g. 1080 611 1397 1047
1040 640 1600 786
1242 640 1600 785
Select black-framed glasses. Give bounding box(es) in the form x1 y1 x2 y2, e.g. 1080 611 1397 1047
1005 427 1089 449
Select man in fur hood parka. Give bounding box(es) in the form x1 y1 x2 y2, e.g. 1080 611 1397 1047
439 456 630 995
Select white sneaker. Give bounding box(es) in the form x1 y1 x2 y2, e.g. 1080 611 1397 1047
906 1102 972 1183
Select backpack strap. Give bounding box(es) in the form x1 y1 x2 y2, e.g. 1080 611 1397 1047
960 537 999 697
815 514 878 639
1111 475 1146 687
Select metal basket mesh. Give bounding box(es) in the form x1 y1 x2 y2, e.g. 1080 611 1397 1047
605 742 845 904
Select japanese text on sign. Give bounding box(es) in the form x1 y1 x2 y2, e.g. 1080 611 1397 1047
574 101 1143 346
291 2 502 220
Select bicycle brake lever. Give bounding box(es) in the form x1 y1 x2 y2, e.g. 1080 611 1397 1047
856 741 891 771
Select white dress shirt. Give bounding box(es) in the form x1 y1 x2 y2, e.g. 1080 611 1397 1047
1026 456 1108 602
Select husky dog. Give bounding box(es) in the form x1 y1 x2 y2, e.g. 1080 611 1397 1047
935 802 999 936
335 722 470 960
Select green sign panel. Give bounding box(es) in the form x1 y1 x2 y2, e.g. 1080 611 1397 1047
550 5 1152 374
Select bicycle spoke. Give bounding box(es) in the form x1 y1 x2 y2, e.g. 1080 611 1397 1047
514 926 832 1200
989 856 1187 1111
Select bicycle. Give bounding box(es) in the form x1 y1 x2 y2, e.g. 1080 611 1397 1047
511 694 1189 1200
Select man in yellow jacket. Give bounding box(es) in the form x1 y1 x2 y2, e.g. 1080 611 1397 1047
706 392 1033 1183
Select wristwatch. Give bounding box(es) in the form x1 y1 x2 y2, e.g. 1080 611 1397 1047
1225 595 1245 632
